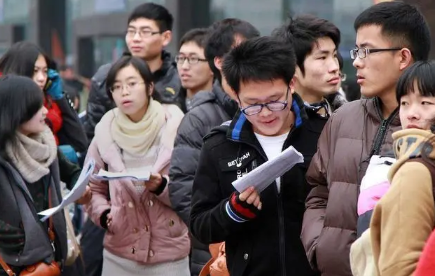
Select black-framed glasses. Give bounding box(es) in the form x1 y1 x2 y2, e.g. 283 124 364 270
109 81 145 94
350 47 402 60
239 87 290 116
126 29 161 38
175 55 207 65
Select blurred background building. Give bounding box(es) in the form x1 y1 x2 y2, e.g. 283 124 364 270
0 0 433 81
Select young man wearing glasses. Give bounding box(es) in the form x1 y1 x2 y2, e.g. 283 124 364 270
168 19 259 276
175 28 214 112
84 2 181 142
190 36 319 276
301 2 430 275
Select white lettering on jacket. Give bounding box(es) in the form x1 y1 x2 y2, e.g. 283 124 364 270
227 152 251 168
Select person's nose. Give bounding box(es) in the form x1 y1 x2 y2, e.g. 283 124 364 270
353 56 364 69
132 31 141 42
121 84 130 96
258 105 273 117
406 104 421 121
329 56 340 73
181 59 190 69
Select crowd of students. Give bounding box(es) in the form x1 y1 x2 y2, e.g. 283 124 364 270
0 1 435 276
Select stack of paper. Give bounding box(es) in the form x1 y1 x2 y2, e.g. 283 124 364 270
232 146 304 193
93 169 151 181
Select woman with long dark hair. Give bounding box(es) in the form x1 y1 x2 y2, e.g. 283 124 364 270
85 56 189 276
0 75 90 276
0 41 87 162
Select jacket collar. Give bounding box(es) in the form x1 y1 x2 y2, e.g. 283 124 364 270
226 93 307 143
213 80 239 118
365 97 400 126
153 50 175 81
300 92 348 119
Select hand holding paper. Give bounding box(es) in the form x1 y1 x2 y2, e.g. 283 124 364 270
75 185 92 205
232 146 304 193
38 159 95 221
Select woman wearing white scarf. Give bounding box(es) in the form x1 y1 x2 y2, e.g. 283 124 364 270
85 56 189 276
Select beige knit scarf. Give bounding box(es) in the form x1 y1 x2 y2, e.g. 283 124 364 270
6 126 58 183
111 98 166 156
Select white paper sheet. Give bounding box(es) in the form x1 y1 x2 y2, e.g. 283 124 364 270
232 146 304 193
38 159 95 221
93 169 151 181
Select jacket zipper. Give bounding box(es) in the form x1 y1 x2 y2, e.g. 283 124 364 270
371 102 398 155
275 136 297 276
277 191 287 276
371 119 388 155
230 129 296 276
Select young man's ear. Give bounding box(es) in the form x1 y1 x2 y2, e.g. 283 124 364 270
294 66 303 82
214 57 223 71
398 48 413 71
161 30 172 48
289 78 296 95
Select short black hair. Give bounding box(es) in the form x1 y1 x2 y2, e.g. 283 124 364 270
106 56 154 101
179 28 209 49
222 36 296 94
272 15 340 74
205 18 260 81
396 61 435 103
0 75 44 157
354 1 430 61
128 3 173 32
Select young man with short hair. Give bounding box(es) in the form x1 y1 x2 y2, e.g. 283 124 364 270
175 28 214 112
84 2 181 142
190 36 319 276
301 2 431 275
273 15 346 117
168 19 259 276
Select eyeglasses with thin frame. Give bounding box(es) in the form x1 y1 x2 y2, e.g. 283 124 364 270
126 29 161 38
175 55 207 65
340 73 347 82
350 47 402 60
109 81 145 94
239 87 290 116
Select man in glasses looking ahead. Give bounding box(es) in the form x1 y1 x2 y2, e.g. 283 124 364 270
301 2 430 276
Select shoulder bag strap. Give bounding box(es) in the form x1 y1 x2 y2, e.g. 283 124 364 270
47 188 55 242
0 257 15 276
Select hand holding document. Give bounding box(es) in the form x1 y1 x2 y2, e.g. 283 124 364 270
93 169 151 181
39 159 95 221
232 146 304 193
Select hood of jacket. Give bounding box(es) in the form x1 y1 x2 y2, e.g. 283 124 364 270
190 80 239 116
153 51 176 80
389 128 435 181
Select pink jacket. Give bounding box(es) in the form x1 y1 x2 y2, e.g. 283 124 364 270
85 104 190 264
